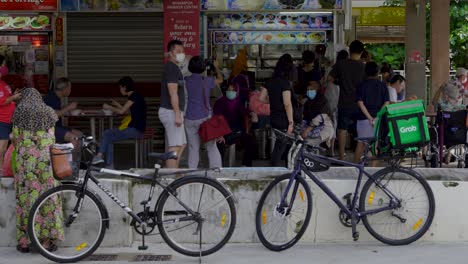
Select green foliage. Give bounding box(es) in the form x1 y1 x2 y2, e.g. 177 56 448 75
383 0 467 69
365 43 405 70
449 0 468 68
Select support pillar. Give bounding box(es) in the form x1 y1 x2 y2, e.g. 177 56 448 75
405 0 427 103
430 0 450 103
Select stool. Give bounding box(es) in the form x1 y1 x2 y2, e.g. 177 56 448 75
114 129 155 168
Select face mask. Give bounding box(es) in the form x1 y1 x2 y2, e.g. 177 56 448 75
226 91 237 100
176 53 186 63
0 65 8 77
307 90 317 100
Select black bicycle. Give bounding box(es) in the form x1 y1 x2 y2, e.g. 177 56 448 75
256 130 435 251
28 137 237 263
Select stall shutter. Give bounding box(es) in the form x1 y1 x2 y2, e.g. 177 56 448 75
67 13 163 83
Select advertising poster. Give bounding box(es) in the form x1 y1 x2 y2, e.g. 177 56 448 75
0 15 52 31
164 0 200 56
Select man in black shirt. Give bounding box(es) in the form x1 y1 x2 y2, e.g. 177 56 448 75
44 77 82 147
329 40 366 160
158 39 186 168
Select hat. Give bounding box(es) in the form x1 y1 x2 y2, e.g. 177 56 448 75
456 67 466 77
443 83 459 100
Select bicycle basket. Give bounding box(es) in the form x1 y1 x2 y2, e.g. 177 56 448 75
50 143 81 181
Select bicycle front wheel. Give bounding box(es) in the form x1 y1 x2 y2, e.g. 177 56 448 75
360 168 435 245
255 174 312 251
156 176 236 257
28 184 107 263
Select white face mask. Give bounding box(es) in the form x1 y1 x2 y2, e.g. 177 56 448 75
176 53 186 63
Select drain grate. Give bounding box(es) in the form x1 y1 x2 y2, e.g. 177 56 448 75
86 254 119 261
132 255 172 262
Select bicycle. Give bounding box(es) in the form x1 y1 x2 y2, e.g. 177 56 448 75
28 137 237 263
255 129 435 251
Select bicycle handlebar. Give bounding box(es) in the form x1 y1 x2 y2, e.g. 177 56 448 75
273 129 326 152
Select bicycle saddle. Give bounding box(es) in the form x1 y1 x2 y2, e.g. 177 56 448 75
148 151 178 161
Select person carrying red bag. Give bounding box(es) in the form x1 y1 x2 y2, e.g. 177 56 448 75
0 55 21 176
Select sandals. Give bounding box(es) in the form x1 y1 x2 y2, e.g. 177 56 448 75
16 245 30 253
46 243 58 252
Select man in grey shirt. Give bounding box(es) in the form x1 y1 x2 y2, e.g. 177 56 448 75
159 39 187 168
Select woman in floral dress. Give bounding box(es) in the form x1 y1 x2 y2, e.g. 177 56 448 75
11 88 64 253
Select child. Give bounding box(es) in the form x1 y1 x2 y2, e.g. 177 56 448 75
355 62 390 164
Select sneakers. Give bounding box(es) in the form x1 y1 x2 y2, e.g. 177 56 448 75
91 156 105 165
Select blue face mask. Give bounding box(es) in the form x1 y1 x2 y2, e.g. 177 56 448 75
307 90 317 100
226 91 237 100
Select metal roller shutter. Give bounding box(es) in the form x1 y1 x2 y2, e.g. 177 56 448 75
67 13 163 83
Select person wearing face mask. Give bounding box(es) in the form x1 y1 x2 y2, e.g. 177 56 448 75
301 81 335 147
213 83 255 167
159 39 187 168
355 62 390 164
452 67 467 105
0 55 21 176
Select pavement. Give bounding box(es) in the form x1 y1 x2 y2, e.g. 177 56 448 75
1 242 467 264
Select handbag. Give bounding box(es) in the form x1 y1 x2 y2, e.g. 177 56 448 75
249 91 270 116
119 115 131 130
198 77 232 143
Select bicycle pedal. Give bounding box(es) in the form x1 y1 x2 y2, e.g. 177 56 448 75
353 232 360 241
138 245 148 250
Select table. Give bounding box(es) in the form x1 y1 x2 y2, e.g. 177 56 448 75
65 110 117 140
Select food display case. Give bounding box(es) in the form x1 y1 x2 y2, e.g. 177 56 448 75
206 11 335 81
0 15 53 93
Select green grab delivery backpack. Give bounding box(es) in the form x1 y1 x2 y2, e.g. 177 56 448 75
373 100 430 155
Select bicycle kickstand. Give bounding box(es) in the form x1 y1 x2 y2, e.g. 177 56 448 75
351 211 360 242
138 225 148 250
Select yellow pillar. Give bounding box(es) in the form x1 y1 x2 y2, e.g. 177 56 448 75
430 0 450 101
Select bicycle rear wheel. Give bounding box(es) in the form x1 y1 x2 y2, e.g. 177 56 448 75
28 184 107 263
156 176 236 257
360 168 435 245
255 174 312 251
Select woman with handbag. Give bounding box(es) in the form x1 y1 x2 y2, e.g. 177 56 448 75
184 57 224 169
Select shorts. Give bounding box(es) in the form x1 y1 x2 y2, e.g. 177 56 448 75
159 108 187 147
337 108 355 130
0 122 12 140
55 126 72 143
356 119 374 139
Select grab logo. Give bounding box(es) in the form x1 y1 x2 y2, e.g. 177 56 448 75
400 125 417 133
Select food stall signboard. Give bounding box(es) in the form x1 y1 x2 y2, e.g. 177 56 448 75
213 31 326 45
0 15 52 31
0 0 58 11
202 0 342 10
208 13 333 30
164 0 200 56
60 0 162 11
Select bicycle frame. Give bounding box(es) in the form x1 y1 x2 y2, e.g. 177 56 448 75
281 143 400 220
72 166 201 228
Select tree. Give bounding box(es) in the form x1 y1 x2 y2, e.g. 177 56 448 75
382 0 468 69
